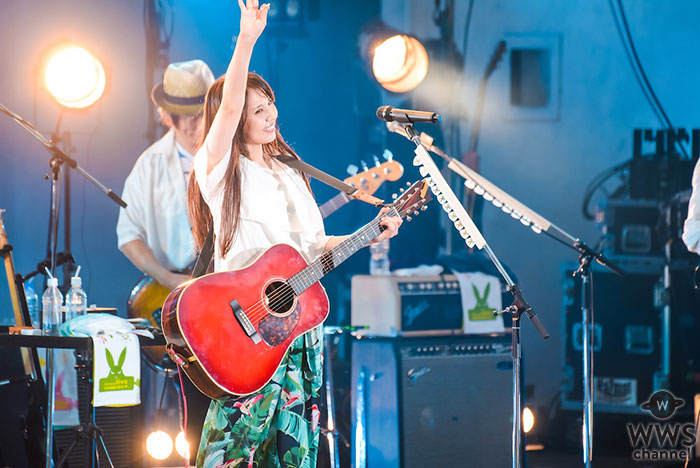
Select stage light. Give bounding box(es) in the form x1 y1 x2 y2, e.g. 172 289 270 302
146 430 173 460
175 431 191 459
44 45 105 109
523 407 535 434
359 22 429 93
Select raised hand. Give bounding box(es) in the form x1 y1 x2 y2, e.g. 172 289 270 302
238 0 269 43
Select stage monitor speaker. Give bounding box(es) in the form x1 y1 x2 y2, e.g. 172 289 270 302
351 334 514 468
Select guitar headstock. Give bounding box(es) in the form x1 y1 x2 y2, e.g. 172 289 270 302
390 180 432 221
344 159 404 194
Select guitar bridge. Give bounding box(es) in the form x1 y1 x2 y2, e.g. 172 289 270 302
230 300 262 344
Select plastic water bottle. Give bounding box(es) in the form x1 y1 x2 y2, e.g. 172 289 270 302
24 278 40 328
65 274 87 322
369 239 391 275
42 277 63 335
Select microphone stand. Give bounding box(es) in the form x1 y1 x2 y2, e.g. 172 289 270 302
0 101 126 468
414 131 623 468
399 123 549 468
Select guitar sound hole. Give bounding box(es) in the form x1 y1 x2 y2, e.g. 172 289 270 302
264 281 296 316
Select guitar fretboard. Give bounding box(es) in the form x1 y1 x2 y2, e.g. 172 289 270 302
318 192 351 219
288 207 399 294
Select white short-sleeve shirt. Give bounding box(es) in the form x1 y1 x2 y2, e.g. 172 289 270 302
116 129 196 271
193 146 331 271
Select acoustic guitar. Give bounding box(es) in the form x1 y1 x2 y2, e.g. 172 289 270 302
162 180 431 398
126 160 403 368
0 210 46 465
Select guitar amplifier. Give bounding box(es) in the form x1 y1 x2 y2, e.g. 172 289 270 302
350 334 514 468
351 275 463 336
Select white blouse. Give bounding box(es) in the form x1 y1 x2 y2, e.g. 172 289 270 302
193 146 331 272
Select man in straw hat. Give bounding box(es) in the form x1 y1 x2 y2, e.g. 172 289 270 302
117 59 214 289
116 59 215 464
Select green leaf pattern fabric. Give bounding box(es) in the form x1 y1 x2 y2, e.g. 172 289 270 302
196 327 323 468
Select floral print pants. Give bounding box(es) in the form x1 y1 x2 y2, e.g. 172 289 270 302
196 329 323 468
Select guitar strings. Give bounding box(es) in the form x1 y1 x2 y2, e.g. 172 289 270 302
241 208 404 324
242 201 415 324
241 216 386 323
236 158 376 322
243 206 405 321
244 199 417 322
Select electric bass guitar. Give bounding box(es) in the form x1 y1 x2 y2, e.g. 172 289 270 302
318 154 403 218
161 180 431 398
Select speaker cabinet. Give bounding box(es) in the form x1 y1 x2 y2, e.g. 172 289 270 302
53 367 145 468
351 335 514 468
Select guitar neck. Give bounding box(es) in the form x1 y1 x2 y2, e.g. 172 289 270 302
319 192 351 219
288 207 398 293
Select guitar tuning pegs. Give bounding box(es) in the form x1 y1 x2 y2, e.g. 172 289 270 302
361 160 369 172
413 210 419 216
421 205 428 211
346 164 359 176
406 181 412 187
383 149 393 161
373 155 380 167
406 216 413 222
392 193 398 199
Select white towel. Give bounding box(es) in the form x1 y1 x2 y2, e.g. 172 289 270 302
454 271 505 334
91 333 141 407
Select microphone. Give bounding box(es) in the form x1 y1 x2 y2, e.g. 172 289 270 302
376 106 441 124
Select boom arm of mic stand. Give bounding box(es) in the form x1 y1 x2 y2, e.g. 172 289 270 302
429 141 623 277
0 101 127 208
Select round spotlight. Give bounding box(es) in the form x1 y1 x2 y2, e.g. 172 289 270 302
146 430 173 460
44 45 105 109
372 35 428 93
175 431 190 459
523 407 535 434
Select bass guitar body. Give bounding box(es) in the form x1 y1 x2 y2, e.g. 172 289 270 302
127 276 173 369
161 244 329 398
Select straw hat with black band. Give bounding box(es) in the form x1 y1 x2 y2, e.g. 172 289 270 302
151 59 215 116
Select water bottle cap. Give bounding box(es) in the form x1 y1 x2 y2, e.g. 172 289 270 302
71 276 82 286
47 277 58 287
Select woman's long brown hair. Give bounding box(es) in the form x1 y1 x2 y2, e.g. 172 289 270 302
188 72 311 257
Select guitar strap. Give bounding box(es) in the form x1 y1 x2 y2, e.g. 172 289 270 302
191 228 214 278
274 154 384 206
192 155 384 275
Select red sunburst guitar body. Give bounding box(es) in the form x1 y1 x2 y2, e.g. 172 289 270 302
161 179 431 399
161 244 328 398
